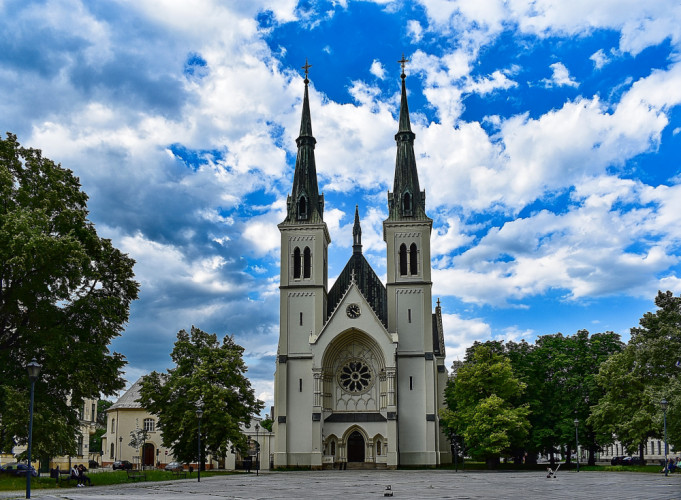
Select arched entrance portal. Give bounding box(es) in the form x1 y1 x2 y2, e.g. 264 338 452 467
347 431 365 462
142 443 155 467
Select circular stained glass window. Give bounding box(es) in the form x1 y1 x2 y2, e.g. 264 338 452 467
338 360 373 393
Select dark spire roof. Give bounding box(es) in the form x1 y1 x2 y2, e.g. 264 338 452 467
352 205 362 254
282 62 324 225
387 59 429 221
327 212 386 326
327 252 387 327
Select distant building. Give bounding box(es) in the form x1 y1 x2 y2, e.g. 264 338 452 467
599 436 677 463
102 378 273 470
102 378 174 468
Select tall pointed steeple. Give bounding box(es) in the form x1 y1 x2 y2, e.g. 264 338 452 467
352 205 362 254
283 59 324 224
387 55 428 221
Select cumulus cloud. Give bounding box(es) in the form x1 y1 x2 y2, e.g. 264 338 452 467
543 62 579 88
370 59 386 79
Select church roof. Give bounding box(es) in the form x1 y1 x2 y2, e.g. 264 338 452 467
108 378 144 410
281 66 325 225
327 209 387 326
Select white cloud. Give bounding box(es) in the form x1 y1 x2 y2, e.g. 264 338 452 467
370 59 386 79
407 19 423 43
590 49 610 69
543 62 579 88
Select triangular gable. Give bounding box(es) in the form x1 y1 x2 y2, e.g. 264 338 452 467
312 280 396 346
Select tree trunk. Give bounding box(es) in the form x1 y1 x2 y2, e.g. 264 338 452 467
565 445 572 464
588 444 596 466
639 442 645 463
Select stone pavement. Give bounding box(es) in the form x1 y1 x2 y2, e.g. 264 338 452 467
1 470 679 500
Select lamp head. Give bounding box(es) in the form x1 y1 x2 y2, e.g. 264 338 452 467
255 423 260 431
574 418 579 427
661 398 668 411
26 358 42 382
196 407 204 419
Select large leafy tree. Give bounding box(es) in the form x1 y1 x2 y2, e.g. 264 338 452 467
591 291 681 452
0 133 139 458
138 327 263 465
441 344 530 468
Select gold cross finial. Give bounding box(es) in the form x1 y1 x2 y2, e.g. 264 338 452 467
398 53 410 77
302 58 312 83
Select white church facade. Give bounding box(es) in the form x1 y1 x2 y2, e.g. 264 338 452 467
272 63 451 469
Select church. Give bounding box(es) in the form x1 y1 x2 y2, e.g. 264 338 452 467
272 60 450 469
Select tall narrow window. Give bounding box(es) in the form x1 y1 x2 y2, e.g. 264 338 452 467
299 312 303 326
403 192 412 215
399 244 408 276
92 403 96 422
409 376 413 390
299 378 303 392
298 196 308 219
111 418 115 432
408 309 412 323
110 443 115 459
293 247 301 279
331 441 336 455
409 243 418 275
303 247 311 278
77 436 83 456
376 440 382 456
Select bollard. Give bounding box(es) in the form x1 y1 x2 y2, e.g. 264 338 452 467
384 485 393 497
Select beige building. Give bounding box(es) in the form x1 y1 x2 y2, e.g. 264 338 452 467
102 379 174 468
102 378 273 470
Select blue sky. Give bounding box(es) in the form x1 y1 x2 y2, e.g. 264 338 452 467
2 0 681 411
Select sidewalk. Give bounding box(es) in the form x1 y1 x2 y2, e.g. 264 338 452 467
1 469 679 499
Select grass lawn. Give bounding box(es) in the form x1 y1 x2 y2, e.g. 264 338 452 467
0 469 240 492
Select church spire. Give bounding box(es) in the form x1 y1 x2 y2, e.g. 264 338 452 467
283 59 324 224
387 55 427 221
352 205 362 254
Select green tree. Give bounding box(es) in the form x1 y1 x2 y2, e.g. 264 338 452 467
441 344 530 468
138 326 264 466
591 291 681 452
0 133 139 458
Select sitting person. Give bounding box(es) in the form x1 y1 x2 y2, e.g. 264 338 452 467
77 464 91 486
668 458 677 473
70 465 81 486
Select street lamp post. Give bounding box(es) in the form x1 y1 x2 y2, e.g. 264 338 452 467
26 359 41 499
196 407 203 482
255 423 260 476
574 419 580 472
661 398 668 476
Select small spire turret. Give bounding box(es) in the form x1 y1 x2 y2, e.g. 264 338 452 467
352 205 362 254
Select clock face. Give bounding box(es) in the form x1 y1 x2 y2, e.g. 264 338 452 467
346 303 361 319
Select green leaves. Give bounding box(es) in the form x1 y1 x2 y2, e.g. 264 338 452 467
139 326 263 464
442 345 530 466
0 133 139 456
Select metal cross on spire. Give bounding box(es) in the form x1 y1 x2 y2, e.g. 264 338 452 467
302 58 312 84
398 53 410 78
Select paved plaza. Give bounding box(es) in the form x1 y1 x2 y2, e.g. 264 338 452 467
1 470 679 500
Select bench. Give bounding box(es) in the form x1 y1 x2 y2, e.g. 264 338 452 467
50 469 77 486
126 469 147 481
169 469 187 479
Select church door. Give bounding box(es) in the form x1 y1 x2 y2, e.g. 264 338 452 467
143 443 155 466
347 431 365 462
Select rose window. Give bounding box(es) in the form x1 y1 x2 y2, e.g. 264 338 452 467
338 360 373 393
